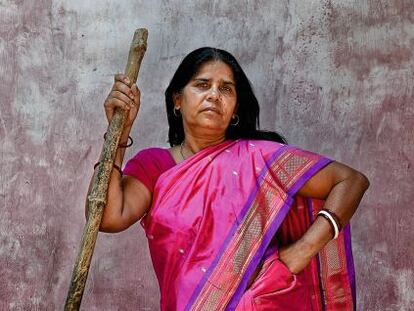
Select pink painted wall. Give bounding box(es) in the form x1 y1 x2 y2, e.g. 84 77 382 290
1 1 412 310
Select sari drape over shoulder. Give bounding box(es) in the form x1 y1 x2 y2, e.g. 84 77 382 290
140 140 355 311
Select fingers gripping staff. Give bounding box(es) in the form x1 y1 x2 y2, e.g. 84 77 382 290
64 28 148 310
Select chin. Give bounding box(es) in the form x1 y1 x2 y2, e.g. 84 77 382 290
198 121 227 132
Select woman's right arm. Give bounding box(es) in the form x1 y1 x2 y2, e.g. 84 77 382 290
85 74 151 233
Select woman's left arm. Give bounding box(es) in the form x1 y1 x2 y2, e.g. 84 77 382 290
279 161 370 274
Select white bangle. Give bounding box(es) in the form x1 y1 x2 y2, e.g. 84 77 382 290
317 210 340 240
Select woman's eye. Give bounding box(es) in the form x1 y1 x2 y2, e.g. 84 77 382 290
196 83 209 89
220 86 232 93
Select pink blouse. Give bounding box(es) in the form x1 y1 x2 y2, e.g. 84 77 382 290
123 148 176 192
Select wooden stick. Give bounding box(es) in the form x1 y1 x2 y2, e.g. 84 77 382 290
64 28 148 310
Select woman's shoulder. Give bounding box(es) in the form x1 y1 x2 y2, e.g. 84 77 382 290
238 139 287 151
123 146 176 192
128 146 176 167
131 146 171 159
230 139 287 161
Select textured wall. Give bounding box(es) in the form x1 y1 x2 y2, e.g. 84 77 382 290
0 0 413 310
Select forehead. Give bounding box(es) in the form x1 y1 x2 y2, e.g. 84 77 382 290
193 60 234 81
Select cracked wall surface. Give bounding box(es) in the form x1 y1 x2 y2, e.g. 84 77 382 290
1 0 413 310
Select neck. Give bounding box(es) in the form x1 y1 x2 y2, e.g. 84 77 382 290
182 133 226 154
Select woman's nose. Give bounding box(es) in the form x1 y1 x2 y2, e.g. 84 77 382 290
207 87 219 101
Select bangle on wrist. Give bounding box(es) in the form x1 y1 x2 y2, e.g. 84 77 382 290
316 209 341 240
103 132 133 148
118 136 133 148
94 162 123 176
322 208 342 230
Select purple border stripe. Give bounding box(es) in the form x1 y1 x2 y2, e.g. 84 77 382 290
227 157 333 310
343 224 356 310
306 198 326 311
226 197 293 310
287 157 333 197
184 145 289 311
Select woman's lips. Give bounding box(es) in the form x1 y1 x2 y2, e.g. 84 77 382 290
201 107 221 114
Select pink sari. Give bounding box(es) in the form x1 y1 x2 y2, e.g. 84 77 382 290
140 139 355 310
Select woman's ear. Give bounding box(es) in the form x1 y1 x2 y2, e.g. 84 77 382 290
173 93 181 109
233 103 239 115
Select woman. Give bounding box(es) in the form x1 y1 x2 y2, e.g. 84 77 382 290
89 47 369 310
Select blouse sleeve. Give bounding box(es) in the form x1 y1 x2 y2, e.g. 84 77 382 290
123 148 175 193
267 145 333 197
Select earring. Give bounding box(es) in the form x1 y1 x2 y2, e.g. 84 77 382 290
173 107 181 117
230 114 239 126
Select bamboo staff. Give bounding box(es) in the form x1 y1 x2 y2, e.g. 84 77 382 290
64 28 148 310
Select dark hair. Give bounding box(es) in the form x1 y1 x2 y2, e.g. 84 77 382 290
165 47 287 146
